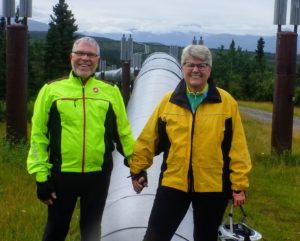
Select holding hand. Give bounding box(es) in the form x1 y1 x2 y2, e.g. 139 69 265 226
232 190 246 206
36 178 57 205
130 170 148 194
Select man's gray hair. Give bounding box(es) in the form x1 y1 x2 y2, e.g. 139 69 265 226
72 36 100 56
181 44 212 67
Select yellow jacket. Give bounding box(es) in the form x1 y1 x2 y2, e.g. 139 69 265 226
130 79 251 194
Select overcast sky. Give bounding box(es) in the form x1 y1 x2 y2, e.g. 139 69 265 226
1 0 296 36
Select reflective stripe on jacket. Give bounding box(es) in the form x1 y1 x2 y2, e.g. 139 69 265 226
27 72 134 182
130 79 251 193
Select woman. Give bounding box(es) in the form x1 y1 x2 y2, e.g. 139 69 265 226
130 44 252 241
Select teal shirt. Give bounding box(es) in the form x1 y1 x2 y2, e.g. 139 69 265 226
186 84 208 114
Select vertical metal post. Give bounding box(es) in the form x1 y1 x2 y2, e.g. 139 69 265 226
271 32 297 153
6 24 28 141
121 61 130 106
120 34 127 61
120 34 133 105
100 71 105 80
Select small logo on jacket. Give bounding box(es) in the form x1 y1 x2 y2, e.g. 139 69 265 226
93 87 99 93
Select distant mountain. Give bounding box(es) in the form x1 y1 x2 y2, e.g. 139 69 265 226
203 34 277 53
28 19 49 31
28 19 280 53
85 31 278 53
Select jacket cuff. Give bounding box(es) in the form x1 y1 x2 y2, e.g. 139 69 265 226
130 166 142 175
36 171 48 182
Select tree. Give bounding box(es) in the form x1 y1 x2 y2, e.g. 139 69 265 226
295 86 300 106
0 17 6 100
28 40 46 98
44 0 78 80
212 45 230 89
226 40 236 89
296 63 300 88
229 40 236 53
255 37 266 72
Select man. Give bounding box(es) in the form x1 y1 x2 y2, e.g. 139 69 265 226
130 44 252 241
27 36 134 241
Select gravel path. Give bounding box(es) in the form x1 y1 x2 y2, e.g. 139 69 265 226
239 106 300 131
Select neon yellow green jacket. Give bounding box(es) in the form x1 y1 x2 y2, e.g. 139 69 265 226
27 72 134 182
130 79 251 194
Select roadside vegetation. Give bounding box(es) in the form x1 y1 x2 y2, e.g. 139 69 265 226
241 113 300 241
0 126 80 241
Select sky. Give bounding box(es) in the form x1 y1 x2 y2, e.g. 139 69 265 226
0 0 296 36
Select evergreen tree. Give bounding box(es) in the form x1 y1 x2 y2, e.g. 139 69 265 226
230 48 255 100
0 17 6 100
28 40 46 98
296 63 300 88
44 0 78 80
212 45 230 89
255 37 266 72
226 40 237 89
229 40 236 53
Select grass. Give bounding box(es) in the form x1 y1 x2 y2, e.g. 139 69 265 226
0 122 80 241
240 113 300 241
0 109 300 241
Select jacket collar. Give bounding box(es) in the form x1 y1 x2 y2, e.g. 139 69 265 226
170 78 222 110
71 71 96 85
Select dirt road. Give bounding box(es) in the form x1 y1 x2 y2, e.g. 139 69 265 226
239 106 300 131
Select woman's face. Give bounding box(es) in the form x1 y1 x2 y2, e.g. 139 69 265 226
182 56 211 92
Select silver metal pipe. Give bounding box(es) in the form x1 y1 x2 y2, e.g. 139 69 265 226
95 68 136 83
101 52 194 240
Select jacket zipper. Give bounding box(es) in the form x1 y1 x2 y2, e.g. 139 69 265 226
188 112 196 192
81 85 86 172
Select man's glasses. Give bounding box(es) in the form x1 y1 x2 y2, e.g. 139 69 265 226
184 62 209 70
72 51 99 58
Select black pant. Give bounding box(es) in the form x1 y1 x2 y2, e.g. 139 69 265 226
143 186 229 241
42 171 111 241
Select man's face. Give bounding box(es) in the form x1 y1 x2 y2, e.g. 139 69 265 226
70 41 100 81
182 57 211 92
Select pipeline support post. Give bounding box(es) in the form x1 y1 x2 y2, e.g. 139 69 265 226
271 31 297 153
6 24 28 141
121 61 130 106
120 34 133 106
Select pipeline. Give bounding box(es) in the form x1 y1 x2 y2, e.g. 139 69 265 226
101 52 194 241
96 68 137 83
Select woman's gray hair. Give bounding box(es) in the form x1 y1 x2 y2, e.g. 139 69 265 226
72 36 100 56
181 44 212 67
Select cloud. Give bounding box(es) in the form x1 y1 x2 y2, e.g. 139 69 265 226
0 0 282 36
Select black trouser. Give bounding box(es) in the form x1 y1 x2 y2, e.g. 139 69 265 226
143 186 229 241
42 171 111 241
